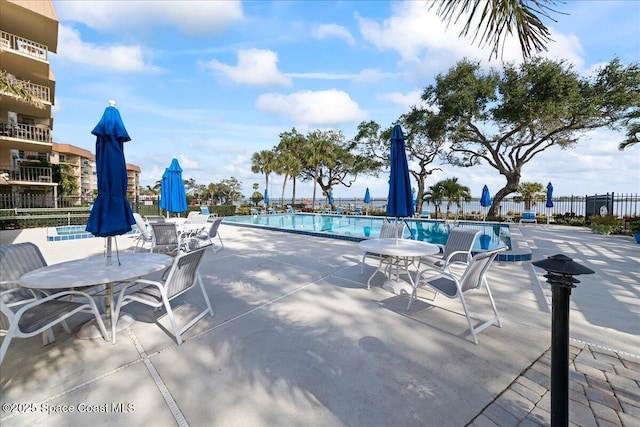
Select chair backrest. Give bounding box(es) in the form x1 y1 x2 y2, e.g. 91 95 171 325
286 205 294 213
164 248 206 299
208 217 223 238
250 208 259 215
442 228 480 264
186 211 200 221
133 213 152 239
267 207 276 214
459 248 504 292
335 207 344 214
379 222 406 239
0 242 47 290
150 222 179 246
146 215 166 224
190 214 210 225
522 212 536 221
353 207 361 213
200 206 210 215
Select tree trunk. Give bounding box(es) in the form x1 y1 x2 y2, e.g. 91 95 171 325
291 177 297 205
489 172 521 218
280 173 289 208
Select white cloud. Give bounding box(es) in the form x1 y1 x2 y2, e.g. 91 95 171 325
285 68 395 83
57 25 158 72
255 89 367 125
312 24 356 46
205 49 291 87
379 90 423 110
356 1 586 77
55 1 244 36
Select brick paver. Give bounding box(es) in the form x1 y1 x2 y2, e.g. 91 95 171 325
468 342 640 427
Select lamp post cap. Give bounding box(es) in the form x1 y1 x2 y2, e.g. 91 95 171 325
532 254 595 276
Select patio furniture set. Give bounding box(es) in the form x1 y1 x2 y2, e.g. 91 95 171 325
0 214 224 365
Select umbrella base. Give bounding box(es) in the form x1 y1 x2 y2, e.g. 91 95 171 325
77 312 135 340
382 279 413 296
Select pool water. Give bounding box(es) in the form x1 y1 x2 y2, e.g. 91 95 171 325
48 225 137 241
224 213 511 251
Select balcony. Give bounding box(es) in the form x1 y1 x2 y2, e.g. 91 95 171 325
1 31 48 61
0 164 53 184
0 120 51 144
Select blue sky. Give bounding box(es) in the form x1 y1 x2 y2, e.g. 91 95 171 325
50 1 640 200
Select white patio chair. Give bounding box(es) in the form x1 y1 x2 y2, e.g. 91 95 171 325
407 247 506 344
111 248 214 344
360 222 407 275
133 213 153 252
0 243 109 364
189 217 224 254
149 222 181 256
418 227 480 272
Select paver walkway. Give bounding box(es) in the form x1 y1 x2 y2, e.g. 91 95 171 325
471 341 640 426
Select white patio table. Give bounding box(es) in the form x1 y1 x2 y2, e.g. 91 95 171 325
19 253 173 339
359 238 439 295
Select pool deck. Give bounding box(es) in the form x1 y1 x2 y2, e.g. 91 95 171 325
0 224 638 426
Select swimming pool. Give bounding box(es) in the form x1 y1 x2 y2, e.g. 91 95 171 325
224 213 511 251
47 225 137 241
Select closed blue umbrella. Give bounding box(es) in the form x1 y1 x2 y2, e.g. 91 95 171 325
363 188 371 215
546 182 554 208
546 182 554 225
86 102 134 265
264 188 269 206
328 190 334 207
480 185 491 221
363 187 371 204
159 158 187 216
387 125 414 242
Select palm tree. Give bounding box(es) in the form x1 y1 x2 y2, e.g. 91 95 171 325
430 0 563 59
275 128 305 205
251 149 276 207
423 182 446 219
517 182 544 210
440 177 471 219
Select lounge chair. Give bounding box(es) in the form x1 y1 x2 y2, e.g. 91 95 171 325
419 210 431 219
334 206 344 215
418 227 481 272
267 207 277 214
286 205 300 213
407 247 506 344
200 206 210 215
520 212 537 224
133 213 153 252
0 243 108 364
321 208 331 214
250 208 261 215
111 248 214 345
348 207 363 215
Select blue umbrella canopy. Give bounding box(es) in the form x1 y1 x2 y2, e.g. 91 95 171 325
386 125 414 218
328 190 334 206
264 188 269 206
363 187 371 204
546 182 554 208
86 103 134 237
159 158 187 214
480 185 492 207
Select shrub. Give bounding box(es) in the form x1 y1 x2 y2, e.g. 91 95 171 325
588 215 623 235
630 221 640 235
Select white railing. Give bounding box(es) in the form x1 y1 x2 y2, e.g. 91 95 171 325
0 120 52 143
0 31 48 61
23 81 51 103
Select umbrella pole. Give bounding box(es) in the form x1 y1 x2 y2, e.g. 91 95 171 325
106 236 112 266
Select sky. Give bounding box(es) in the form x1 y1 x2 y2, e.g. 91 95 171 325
49 0 640 201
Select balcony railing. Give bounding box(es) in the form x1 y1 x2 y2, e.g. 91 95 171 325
0 121 51 143
23 81 51 103
0 31 48 61
0 164 53 183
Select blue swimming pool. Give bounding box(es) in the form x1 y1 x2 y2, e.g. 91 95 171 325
224 213 511 251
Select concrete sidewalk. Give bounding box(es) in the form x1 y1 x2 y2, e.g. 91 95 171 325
0 224 638 426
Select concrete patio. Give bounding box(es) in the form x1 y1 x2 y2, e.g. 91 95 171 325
0 223 638 426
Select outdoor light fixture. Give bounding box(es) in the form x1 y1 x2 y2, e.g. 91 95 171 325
532 254 594 427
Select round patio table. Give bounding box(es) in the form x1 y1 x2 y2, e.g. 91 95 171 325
359 238 439 295
20 253 173 339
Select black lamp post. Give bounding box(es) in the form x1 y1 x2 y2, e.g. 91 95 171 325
532 254 594 426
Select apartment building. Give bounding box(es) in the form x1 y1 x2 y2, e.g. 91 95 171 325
0 0 58 207
51 142 96 203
